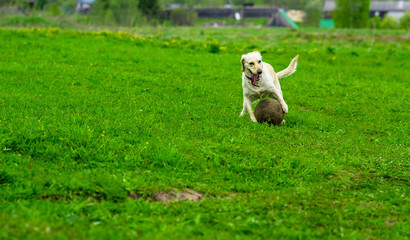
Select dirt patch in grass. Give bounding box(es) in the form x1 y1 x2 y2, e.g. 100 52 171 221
127 188 204 203
153 189 204 203
41 189 236 203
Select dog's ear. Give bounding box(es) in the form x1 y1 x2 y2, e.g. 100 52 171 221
241 55 246 72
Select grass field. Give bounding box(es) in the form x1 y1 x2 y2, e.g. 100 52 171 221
0 27 409 239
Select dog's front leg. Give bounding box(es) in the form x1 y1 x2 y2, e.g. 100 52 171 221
240 99 247 117
243 97 257 122
269 89 288 114
280 100 288 114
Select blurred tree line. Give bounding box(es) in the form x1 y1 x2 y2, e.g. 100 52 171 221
333 0 370 28
160 0 324 27
86 0 164 25
158 0 319 9
0 0 75 10
332 0 410 29
0 0 162 26
1 0 408 29
0 0 323 26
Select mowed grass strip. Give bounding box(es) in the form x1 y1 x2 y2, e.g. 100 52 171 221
0 28 408 239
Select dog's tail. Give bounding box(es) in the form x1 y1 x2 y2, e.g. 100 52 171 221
277 55 298 79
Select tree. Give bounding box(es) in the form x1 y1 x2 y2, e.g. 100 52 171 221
399 11 410 30
380 16 398 29
303 0 323 27
90 0 142 26
368 16 381 29
170 8 197 26
333 0 370 28
138 0 160 22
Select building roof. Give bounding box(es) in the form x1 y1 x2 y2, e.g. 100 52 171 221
323 0 336 11
323 0 410 12
77 0 96 4
371 1 410 11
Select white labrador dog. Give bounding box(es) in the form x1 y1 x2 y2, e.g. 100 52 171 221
240 51 298 123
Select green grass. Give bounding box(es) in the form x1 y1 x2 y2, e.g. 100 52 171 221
0 27 409 239
0 14 79 29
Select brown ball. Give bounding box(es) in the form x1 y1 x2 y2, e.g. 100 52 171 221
254 98 284 126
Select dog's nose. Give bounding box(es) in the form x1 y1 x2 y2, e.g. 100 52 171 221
257 69 262 74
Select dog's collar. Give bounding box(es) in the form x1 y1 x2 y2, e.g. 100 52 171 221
245 74 260 87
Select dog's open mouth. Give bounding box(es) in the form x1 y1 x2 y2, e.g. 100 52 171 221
251 74 260 86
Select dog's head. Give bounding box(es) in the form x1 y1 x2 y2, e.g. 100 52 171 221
241 51 263 86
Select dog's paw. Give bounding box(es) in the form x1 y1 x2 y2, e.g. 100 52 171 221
282 103 288 114
251 116 258 123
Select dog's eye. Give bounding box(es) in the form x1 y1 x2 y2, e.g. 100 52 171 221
258 60 261 63
249 62 254 66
